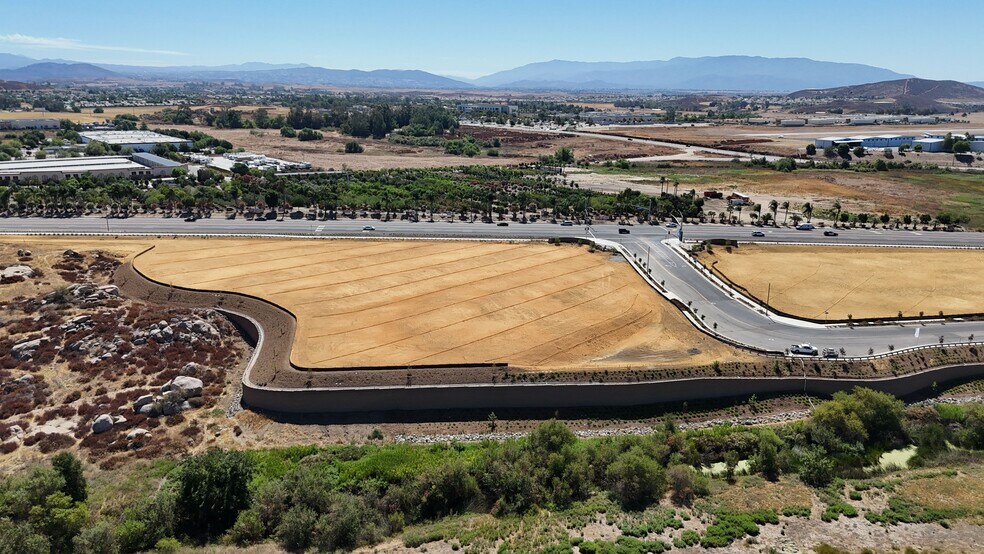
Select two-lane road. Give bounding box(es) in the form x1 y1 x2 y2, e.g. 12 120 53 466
3 215 982 358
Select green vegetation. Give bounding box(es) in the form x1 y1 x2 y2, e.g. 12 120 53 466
1 388 982 552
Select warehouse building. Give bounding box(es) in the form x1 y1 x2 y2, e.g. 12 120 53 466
814 135 914 149
0 155 185 183
455 103 518 115
0 118 61 130
79 130 193 152
913 138 945 152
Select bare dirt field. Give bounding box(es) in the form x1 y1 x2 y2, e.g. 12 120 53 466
133 238 735 370
697 244 984 320
158 124 681 171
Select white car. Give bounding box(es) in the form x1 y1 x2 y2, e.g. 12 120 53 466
560 220 574 226
796 223 815 231
790 344 819 356
665 222 678 228
362 225 376 231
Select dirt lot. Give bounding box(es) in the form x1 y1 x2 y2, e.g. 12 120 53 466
697 244 984 320
133 238 734 370
155 124 680 171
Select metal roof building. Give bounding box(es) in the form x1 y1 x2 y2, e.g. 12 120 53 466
0 155 183 183
79 130 193 152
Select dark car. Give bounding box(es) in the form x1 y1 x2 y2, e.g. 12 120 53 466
618 228 630 234
184 216 197 222
751 231 765 237
823 230 838 236
497 222 509 226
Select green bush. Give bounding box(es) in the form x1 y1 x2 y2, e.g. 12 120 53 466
345 141 364 154
701 509 777 548
606 448 666 509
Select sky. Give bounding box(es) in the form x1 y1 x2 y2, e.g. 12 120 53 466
1 0 982 81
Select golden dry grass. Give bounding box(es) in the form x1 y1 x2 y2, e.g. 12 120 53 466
134 238 741 370
698 245 984 320
898 467 984 512
715 476 815 512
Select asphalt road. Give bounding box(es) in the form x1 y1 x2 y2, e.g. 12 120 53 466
3 215 983 358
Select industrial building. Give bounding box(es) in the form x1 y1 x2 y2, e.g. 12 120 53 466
0 118 61 130
455 103 518 115
912 138 945 152
212 152 311 173
814 135 914 149
780 119 806 127
0 155 185 184
79 130 193 152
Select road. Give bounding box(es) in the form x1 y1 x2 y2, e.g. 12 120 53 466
3 215 983 358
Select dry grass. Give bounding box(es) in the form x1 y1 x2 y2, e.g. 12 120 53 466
714 475 815 512
898 467 984 511
697 245 984 320
134 238 736 370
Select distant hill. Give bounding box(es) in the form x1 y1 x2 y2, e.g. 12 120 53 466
788 78 984 113
970 81 984 88
183 67 470 89
472 56 912 92
0 53 38 70
0 62 121 82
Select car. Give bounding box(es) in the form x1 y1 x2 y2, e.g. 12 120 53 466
560 220 574 226
823 230 838 236
618 228 630 234
184 216 197 222
362 225 375 231
496 222 509 226
751 231 765 237
790 344 819 356
822 348 839 358
796 223 815 231
665 222 678 228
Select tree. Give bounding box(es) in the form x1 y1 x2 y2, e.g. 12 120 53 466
853 146 865 158
837 143 851 158
174 449 256 541
953 140 971 153
801 202 813 222
723 451 740 483
874 159 888 171
554 146 575 166
798 447 834 487
805 144 817 155
344 141 364 154
780 201 790 225
768 199 778 225
298 128 323 141
667 464 707 507
51 452 86 503
280 126 296 138
606 448 666 509
831 200 842 225
752 433 782 481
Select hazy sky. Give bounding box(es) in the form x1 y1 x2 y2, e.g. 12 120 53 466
1 0 982 80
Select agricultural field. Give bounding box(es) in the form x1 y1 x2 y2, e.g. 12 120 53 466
697 244 984 320
134 238 737 370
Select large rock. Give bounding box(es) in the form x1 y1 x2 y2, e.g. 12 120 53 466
133 394 154 412
165 376 203 399
1 265 34 280
12 338 43 360
138 402 162 417
126 428 149 441
62 249 83 259
91 414 114 434
180 362 202 376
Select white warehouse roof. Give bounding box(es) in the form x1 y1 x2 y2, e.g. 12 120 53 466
0 156 146 173
80 130 192 145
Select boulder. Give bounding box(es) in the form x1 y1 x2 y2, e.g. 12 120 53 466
125 428 149 441
161 390 183 404
97 285 119 297
180 362 202 376
138 402 161 417
167 376 203 399
1 265 34 280
63 249 83 259
91 414 114 434
113 415 127 426
12 338 43 360
133 394 154 411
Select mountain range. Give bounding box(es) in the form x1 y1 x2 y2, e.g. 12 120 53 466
787 78 984 113
0 52 981 93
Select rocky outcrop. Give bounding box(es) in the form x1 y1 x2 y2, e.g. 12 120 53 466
12 338 44 360
91 414 114 434
1 265 34 280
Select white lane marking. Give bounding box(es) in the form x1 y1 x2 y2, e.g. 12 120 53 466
315 225 325 232
915 327 920 338
870 230 882 235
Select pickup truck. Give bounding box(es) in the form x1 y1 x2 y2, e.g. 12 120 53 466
790 344 819 355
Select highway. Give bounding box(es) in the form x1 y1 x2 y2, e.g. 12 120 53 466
3 215 983 358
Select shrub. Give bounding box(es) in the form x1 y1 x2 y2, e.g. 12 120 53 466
274 504 317 552
344 141 364 154
174 449 255 541
606 447 666 509
298 128 322 141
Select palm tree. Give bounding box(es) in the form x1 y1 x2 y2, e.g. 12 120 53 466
802 202 813 223
780 201 790 225
768 199 778 226
751 203 762 224
831 200 842 226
